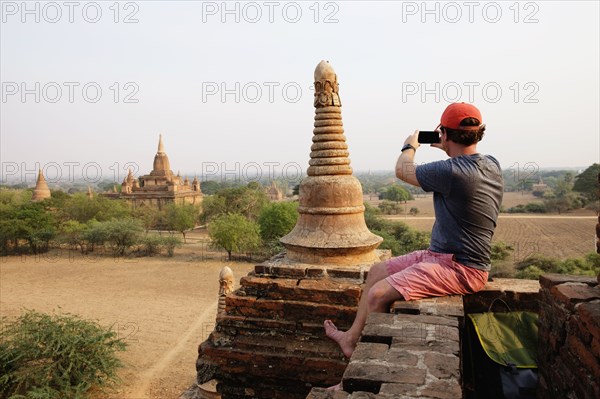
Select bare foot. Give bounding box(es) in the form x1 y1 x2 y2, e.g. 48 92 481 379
327 383 342 391
324 320 356 358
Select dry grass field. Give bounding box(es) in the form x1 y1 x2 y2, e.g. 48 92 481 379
394 215 596 261
0 230 255 399
380 192 597 261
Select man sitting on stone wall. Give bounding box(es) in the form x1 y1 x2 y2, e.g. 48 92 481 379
325 103 504 363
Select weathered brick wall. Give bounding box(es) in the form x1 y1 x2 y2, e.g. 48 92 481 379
538 274 600 399
196 259 381 399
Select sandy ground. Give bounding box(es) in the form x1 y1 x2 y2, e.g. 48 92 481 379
0 232 255 399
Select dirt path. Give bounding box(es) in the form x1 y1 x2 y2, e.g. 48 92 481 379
0 238 255 399
128 301 218 398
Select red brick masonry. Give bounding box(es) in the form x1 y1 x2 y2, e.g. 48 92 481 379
537 274 600 399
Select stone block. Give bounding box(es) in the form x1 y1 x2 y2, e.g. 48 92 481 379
378 383 417 396
383 348 418 367
343 361 426 389
390 339 460 356
392 295 463 317
540 273 598 289
419 379 462 399
307 267 327 278
550 283 600 309
351 342 389 361
272 265 307 278
327 268 363 280
423 352 460 379
306 388 349 399
254 264 272 275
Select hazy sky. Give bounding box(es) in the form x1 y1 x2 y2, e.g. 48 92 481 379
1 1 599 186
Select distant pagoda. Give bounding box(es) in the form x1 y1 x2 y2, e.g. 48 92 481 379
104 134 201 210
31 170 51 202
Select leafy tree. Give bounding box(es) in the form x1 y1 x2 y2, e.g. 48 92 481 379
61 194 130 223
12 202 57 254
200 195 228 224
542 173 582 214
201 185 268 222
257 201 298 242
200 180 221 195
131 206 163 232
378 200 403 215
363 205 430 256
573 163 600 202
81 220 110 252
391 222 430 254
364 202 392 232
370 229 401 255
208 213 261 260
48 190 70 208
379 185 412 203
59 220 88 254
164 203 198 242
103 218 143 256
0 310 126 399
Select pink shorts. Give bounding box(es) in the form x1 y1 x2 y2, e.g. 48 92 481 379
385 250 488 301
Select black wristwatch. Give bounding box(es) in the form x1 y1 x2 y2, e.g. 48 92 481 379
401 143 417 152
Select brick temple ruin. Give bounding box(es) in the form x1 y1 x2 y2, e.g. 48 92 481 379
190 62 600 399
104 134 202 210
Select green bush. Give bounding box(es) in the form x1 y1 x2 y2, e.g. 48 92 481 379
507 202 546 213
139 234 163 256
490 241 514 262
162 235 182 257
364 204 430 256
0 310 126 399
138 234 182 257
515 253 600 279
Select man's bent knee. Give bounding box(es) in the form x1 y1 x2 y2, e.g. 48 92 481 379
367 280 401 312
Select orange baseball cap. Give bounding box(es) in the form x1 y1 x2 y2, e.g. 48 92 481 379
440 103 482 130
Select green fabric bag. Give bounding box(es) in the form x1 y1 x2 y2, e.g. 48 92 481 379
468 303 539 368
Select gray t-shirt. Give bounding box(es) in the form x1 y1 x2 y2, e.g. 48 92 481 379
416 154 503 271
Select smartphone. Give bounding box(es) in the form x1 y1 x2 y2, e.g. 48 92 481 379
418 131 441 144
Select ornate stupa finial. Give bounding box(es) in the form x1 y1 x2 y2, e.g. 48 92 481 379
313 60 341 108
32 169 51 202
280 61 382 265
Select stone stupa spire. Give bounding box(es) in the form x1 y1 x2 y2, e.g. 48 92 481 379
152 134 172 176
280 60 382 265
158 133 165 153
32 169 51 202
